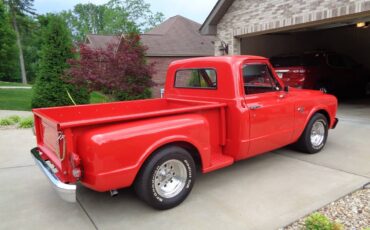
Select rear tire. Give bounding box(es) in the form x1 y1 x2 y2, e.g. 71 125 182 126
295 113 328 154
134 146 196 210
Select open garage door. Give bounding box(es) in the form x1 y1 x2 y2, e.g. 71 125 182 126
240 20 370 98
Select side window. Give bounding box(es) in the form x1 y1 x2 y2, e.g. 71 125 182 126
174 69 217 89
243 64 279 95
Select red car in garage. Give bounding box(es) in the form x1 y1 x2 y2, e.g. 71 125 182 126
270 51 369 96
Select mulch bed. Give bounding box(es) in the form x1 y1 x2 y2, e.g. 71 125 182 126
282 185 370 229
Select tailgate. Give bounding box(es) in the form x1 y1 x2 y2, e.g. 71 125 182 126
33 114 71 182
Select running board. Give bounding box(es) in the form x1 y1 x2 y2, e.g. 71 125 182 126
203 153 234 173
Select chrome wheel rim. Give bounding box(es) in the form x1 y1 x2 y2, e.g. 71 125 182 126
310 120 325 148
154 159 187 199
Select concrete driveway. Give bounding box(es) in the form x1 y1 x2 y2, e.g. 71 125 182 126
0 102 369 230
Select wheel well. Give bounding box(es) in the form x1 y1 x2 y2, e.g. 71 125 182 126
315 109 330 124
133 141 202 186
162 142 202 171
143 141 202 172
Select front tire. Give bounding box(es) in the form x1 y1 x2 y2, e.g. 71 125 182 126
134 146 196 210
295 113 328 154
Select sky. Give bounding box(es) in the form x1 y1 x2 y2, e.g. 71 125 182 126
33 0 218 24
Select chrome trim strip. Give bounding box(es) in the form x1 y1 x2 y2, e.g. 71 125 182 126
31 148 76 203
275 69 290 73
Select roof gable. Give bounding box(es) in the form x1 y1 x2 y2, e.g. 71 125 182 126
85 34 121 50
84 15 217 57
200 0 235 35
143 15 216 56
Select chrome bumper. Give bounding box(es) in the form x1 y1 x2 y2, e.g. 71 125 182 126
31 148 76 203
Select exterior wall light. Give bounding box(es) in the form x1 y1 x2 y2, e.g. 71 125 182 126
356 22 368 28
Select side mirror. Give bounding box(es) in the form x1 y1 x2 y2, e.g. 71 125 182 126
284 86 289 92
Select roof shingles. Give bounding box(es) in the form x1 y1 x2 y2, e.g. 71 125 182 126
86 15 216 57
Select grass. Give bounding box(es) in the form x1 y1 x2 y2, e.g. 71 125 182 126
0 88 33 111
0 81 31 86
18 117 34 128
0 116 34 128
0 118 15 126
0 84 110 111
9 115 21 123
90 91 111 104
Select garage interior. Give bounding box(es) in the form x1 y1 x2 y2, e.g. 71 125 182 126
240 17 370 102
240 19 370 69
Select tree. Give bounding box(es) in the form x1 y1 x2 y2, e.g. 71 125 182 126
67 34 154 101
32 14 89 108
19 15 42 83
60 0 164 42
105 0 164 32
4 0 35 84
0 1 19 81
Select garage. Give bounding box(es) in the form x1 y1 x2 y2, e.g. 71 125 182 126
240 22 370 71
200 0 370 98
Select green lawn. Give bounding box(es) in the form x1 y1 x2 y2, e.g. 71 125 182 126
0 81 31 87
0 87 110 111
90 91 111 104
0 89 33 111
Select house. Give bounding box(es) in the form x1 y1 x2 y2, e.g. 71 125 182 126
85 15 216 98
200 0 370 70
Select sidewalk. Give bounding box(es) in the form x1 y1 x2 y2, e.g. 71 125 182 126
0 86 32 89
0 110 32 118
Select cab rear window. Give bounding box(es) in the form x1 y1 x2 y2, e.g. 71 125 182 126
174 69 217 89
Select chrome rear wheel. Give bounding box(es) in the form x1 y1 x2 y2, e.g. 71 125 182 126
134 146 196 210
154 159 187 199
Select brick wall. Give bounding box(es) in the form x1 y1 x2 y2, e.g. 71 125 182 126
216 0 370 55
148 57 190 98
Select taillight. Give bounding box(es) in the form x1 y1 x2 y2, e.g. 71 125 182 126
72 168 82 178
70 153 82 179
71 153 81 167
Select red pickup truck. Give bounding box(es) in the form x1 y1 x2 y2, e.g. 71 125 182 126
31 56 338 209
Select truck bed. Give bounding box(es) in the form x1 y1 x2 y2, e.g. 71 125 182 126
33 98 226 129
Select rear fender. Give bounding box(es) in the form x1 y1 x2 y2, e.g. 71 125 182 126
138 135 206 173
77 114 212 191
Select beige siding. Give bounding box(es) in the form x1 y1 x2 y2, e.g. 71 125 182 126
216 0 370 55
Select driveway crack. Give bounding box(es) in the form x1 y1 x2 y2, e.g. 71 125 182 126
77 197 99 230
272 151 370 180
0 164 35 170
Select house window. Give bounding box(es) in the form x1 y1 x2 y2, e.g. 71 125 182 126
174 69 217 89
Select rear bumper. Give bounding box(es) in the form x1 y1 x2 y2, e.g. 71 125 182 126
30 148 76 203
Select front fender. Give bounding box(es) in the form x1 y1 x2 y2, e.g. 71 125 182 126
304 94 337 129
76 114 211 191
292 93 337 142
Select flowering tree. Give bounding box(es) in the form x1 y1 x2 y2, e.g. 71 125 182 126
67 34 155 101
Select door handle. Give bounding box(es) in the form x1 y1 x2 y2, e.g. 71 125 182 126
249 105 262 110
